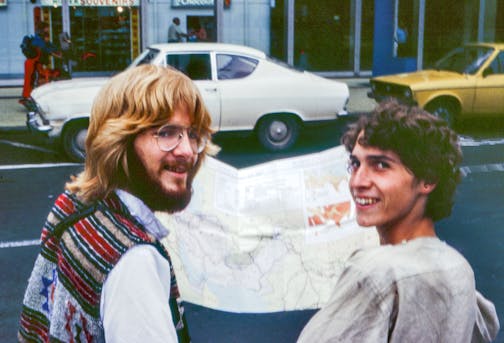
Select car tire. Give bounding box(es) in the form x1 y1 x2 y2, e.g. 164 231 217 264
62 120 88 162
257 115 299 151
427 100 458 128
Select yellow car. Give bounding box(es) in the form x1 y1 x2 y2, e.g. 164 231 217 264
368 43 504 126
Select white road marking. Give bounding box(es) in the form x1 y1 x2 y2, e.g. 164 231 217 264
0 162 81 170
459 136 504 147
0 139 58 154
0 239 39 248
461 163 504 176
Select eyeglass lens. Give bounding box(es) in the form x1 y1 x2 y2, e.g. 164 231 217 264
155 125 206 153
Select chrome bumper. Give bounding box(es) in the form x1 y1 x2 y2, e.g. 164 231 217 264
26 111 53 134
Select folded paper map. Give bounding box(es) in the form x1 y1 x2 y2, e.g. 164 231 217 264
158 145 379 313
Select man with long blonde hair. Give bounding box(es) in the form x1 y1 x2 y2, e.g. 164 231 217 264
19 64 214 342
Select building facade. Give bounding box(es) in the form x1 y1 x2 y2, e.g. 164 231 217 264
0 0 503 78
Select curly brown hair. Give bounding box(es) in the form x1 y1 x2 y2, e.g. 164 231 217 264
341 99 462 221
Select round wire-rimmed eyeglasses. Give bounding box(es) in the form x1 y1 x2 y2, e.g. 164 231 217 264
153 124 208 153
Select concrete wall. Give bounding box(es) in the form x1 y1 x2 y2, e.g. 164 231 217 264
0 0 37 77
221 0 271 54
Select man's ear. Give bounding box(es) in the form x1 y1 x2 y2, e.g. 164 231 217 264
420 181 437 195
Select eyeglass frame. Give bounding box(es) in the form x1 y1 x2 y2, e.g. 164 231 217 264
152 124 209 154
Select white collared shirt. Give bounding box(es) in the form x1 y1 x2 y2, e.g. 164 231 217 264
99 189 178 343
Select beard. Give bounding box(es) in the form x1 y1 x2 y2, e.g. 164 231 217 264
126 148 196 213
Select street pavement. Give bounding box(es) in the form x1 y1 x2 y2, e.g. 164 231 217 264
1 79 503 342
0 78 377 129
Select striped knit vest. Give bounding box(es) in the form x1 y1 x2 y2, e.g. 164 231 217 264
18 191 190 342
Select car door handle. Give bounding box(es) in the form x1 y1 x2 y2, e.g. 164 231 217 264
205 88 218 92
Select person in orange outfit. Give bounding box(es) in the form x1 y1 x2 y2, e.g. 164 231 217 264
20 22 60 108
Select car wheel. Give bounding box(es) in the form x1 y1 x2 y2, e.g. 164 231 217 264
257 115 299 151
62 120 88 162
428 101 457 128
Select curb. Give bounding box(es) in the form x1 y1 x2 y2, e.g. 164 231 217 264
0 126 28 133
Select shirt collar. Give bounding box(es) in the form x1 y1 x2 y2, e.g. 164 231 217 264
115 189 169 240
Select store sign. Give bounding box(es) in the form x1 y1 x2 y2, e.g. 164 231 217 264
171 0 213 8
41 0 139 6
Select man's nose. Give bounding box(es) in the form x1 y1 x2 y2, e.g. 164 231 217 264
173 131 195 157
350 165 372 188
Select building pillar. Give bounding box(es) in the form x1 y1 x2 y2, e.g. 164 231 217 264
285 0 294 66
215 0 224 42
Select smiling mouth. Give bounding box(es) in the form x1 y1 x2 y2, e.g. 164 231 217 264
354 197 379 205
165 164 189 174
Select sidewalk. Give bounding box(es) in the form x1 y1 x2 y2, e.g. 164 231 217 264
0 85 27 129
340 78 376 114
0 78 376 129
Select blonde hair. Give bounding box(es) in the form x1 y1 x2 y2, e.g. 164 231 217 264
66 64 215 203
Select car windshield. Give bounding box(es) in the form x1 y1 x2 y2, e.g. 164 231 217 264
433 46 494 74
129 48 160 67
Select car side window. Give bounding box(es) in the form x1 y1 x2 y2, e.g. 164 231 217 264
166 53 212 80
487 51 504 75
217 54 258 80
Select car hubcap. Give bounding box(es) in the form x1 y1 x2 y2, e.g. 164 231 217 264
268 120 289 142
75 129 88 153
434 107 453 125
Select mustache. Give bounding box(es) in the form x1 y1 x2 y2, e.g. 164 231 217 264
164 156 197 171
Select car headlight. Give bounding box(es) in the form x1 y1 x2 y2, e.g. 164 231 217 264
403 88 412 99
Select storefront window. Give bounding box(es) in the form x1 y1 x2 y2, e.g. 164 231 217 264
423 0 478 67
360 0 374 70
47 6 135 73
269 0 286 62
187 15 216 42
70 7 132 72
393 0 418 58
496 0 504 41
294 0 353 72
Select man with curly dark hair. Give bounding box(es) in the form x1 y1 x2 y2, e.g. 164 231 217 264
298 100 499 342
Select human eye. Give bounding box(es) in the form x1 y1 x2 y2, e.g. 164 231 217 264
157 125 180 138
373 160 390 170
187 128 201 141
347 157 360 173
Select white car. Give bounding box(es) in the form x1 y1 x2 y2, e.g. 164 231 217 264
27 43 349 161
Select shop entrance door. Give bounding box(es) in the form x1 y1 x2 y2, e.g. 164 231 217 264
187 16 216 42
